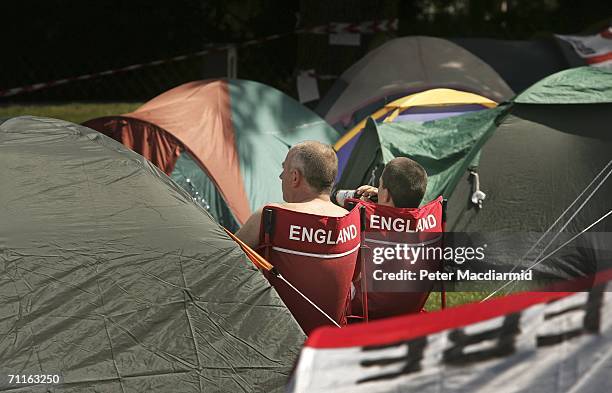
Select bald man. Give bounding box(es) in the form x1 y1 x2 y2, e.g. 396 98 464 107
236 141 348 248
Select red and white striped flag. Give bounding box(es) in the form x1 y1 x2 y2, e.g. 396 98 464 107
288 270 612 392
557 27 612 68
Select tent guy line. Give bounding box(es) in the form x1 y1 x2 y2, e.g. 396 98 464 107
482 208 612 302
225 228 342 328
275 272 342 328
517 159 612 271
501 158 612 278
528 159 612 266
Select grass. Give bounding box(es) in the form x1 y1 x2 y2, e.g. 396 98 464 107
0 102 142 124
425 291 490 311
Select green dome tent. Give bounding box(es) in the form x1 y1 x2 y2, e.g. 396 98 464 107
0 116 304 392
336 67 612 283
83 79 339 231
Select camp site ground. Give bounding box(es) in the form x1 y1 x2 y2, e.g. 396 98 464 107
2 4 612 393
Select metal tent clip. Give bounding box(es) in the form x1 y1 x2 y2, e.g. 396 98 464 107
470 170 486 209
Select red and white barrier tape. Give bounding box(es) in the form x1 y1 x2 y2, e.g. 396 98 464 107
0 44 233 98
0 18 397 98
299 18 398 34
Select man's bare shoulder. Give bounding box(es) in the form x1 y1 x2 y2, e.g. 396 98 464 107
276 200 348 217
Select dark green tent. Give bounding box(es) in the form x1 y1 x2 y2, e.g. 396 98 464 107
336 67 612 283
0 116 304 392
335 106 505 204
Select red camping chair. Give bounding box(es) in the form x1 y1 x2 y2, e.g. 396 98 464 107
348 196 446 320
257 205 362 335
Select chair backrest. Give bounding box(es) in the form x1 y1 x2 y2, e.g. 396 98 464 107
349 196 445 320
257 205 361 335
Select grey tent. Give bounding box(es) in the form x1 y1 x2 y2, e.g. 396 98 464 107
0 116 304 392
335 67 612 284
316 36 514 132
450 37 585 93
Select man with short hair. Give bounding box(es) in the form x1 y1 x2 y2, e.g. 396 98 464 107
236 141 347 248
356 157 428 208
351 157 431 320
